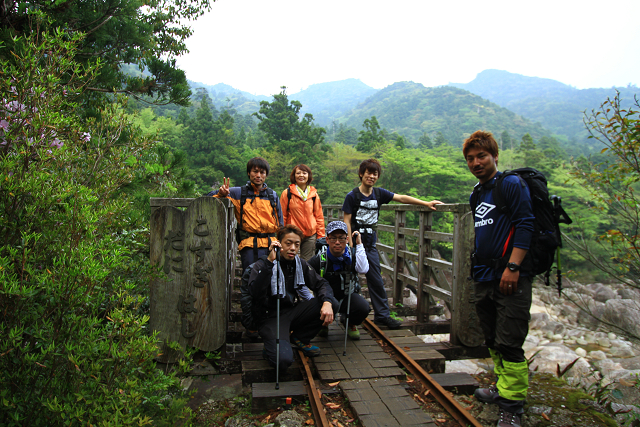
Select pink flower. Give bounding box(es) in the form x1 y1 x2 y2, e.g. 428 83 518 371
82 132 91 142
50 138 63 149
0 119 9 131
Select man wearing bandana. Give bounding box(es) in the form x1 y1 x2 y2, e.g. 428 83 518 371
308 221 371 340
243 224 337 371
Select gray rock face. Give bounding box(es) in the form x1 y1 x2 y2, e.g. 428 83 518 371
594 285 618 303
576 299 605 330
527 344 591 378
541 320 566 336
617 287 640 300
603 299 640 338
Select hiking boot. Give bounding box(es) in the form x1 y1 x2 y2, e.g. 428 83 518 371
317 326 329 337
374 316 402 329
497 409 521 427
290 335 321 357
347 325 360 340
474 385 499 404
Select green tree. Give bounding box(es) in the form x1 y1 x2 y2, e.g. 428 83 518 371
434 131 449 147
518 133 536 152
253 86 327 164
501 130 512 150
568 93 640 290
393 133 407 149
356 116 388 156
418 132 433 149
1 0 213 106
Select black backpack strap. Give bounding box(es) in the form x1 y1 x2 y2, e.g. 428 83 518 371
239 184 249 231
351 186 381 233
265 186 279 227
469 183 482 213
493 170 524 219
373 187 382 204
286 187 292 217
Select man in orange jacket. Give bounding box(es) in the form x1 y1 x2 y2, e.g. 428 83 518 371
209 157 284 271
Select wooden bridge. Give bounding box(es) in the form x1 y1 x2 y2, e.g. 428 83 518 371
148 197 491 424
148 197 486 362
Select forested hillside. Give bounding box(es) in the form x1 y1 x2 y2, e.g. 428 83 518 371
187 80 269 115
451 69 639 146
338 82 552 149
289 78 378 126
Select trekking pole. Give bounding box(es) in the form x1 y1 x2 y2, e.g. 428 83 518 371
556 247 562 297
552 195 572 298
274 247 282 390
343 275 353 356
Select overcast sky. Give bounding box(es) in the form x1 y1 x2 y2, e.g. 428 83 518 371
176 0 640 97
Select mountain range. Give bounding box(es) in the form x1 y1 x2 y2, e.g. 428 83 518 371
189 70 639 151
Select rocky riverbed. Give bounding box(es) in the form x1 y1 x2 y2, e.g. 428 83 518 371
419 279 640 425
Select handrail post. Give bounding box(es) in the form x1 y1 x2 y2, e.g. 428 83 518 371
392 210 406 310
451 205 484 347
417 210 433 323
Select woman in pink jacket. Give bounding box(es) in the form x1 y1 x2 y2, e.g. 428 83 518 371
280 164 326 260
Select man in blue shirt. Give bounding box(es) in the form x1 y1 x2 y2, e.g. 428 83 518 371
342 158 441 329
464 131 534 427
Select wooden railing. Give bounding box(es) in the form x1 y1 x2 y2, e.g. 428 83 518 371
150 198 484 349
323 203 483 347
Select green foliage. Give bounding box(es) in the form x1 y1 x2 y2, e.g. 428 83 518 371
356 116 388 156
0 30 191 426
254 87 328 165
568 92 640 288
341 82 551 147
0 0 212 106
418 132 433 149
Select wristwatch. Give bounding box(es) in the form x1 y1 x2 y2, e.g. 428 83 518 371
507 262 520 272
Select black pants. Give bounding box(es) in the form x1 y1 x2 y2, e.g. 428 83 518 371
240 247 269 271
259 298 336 371
337 292 370 326
474 275 532 363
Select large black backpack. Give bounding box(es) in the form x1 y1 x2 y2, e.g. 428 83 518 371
470 168 572 279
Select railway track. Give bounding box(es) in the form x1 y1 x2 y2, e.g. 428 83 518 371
296 320 483 427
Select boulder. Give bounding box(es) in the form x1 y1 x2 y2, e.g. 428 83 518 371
613 356 640 370
576 299 605 330
594 285 618 303
523 334 540 352
603 299 640 338
589 350 607 361
593 359 623 378
540 321 566 336
527 344 590 379
618 287 640 300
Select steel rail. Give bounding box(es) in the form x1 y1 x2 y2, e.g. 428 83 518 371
362 319 483 427
297 349 331 427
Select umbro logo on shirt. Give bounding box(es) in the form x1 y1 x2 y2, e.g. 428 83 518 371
474 202 495 227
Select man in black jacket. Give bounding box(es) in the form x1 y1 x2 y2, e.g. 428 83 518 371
242 225 337 371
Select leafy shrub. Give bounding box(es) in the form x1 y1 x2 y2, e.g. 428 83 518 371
0 26 191 426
